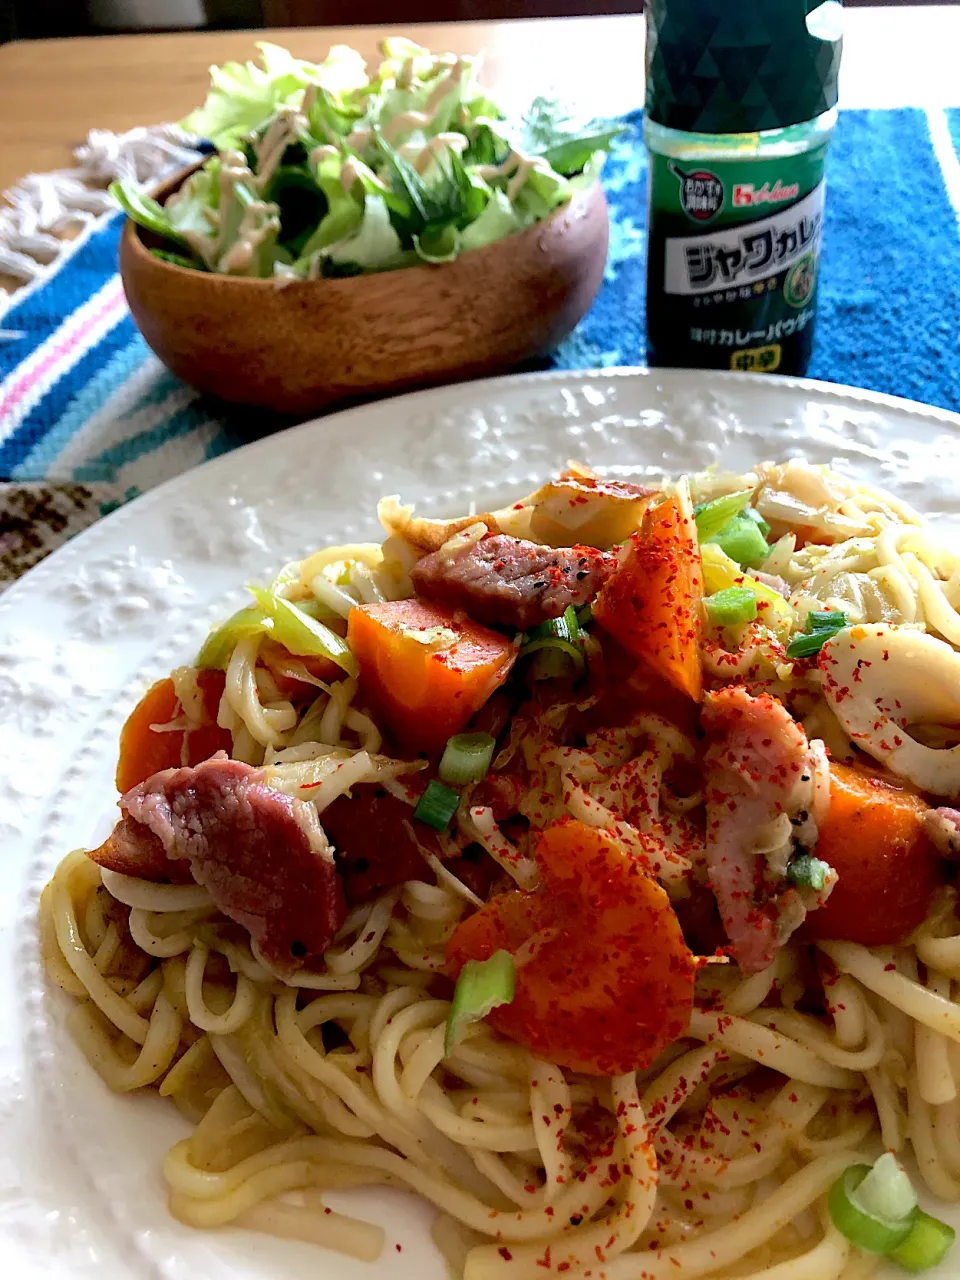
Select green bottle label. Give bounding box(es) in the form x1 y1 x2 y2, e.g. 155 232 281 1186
646 144 829 375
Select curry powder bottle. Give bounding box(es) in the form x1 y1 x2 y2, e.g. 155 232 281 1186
644 0 843 376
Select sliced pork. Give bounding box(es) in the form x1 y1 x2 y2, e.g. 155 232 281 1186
410 534 613 631
89 754 345 972
702 686 821 973
925 807 960 858
323 784 439 904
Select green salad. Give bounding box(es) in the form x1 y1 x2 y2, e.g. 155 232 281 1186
112 38 624 279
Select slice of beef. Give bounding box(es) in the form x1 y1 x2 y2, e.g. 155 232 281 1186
469 771 526 823
322 784 441 905
89 755 345 972
925 807 960 858
702 686 819 973
446 846 500 901
410 534 614 630
92 815 195 883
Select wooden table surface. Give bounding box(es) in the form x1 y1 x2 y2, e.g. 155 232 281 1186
4 5 960 199
0 16 648 196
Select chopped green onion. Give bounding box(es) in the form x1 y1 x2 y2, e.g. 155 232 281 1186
444 950 516 1056
700 541 794 638
293 596 341 624
247 587 356 675
439 732 496 785
855 1154 919 1224
786 609 849 659
785 855 832 891
830 1156 956 1271
694 489 753 542
529 645 577 681
196 589 355 675
807 609 846 632
525 605 580 646
196 605 268 670
710 513 770 569
829 1163 915 1255
704 586 758 626
743 506 772 538
414 779 461 831
522 636 585 677
786 630 840 659
889 1209 956 1273
521 605 584 677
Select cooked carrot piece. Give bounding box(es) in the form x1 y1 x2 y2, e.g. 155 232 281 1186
579 634 701 737
804 762 943 946
446 818 695 1075
594 490 703 702
347 599 517 754
115 669 231 794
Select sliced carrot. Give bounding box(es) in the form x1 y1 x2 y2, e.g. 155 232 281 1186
115 669 232 794
347 599 517 754
446 818 695 1075
578 634 701 737
594 490 703 702
804 762 943 946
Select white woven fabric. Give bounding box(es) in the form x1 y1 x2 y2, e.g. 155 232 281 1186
0 123 201 291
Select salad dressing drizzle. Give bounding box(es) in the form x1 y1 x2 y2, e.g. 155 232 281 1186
176 150 280 274
310 144 339 165
253 83 318 191
404 133 469 174
172 150 257 268
477 150 553 202
344 125 374 153
254 108 299 190
220 200 280 275
339 157 367 194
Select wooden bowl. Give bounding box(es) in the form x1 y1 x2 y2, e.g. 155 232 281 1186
118 165 610 415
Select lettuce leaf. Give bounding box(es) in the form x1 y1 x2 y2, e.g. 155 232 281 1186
414 224 460 263
296 159 363 259
151 248 204 270
373 37 436 89
323 193 404 271
183 41 368 150
460 188 522 251
517 95 626 175
542 129 625 178
164 165 219 238
110 180 188 246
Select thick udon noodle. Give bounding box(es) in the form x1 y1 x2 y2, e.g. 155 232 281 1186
40 461 960 1280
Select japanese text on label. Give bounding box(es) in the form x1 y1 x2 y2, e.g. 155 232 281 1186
663 182 825 297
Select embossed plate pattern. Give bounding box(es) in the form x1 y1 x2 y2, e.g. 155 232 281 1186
2 367 960 1280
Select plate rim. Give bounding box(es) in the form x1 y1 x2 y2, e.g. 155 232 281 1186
4 364 960 620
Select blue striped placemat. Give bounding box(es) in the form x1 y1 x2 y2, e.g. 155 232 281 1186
2 106 960 583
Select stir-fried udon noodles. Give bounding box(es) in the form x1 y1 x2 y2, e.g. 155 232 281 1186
41 459 960 1278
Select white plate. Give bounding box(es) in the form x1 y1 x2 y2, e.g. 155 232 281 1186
3 366 960 1280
